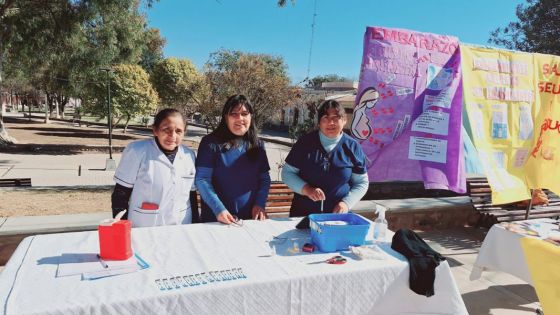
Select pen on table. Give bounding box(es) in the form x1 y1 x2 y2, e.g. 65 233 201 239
97 254 109 269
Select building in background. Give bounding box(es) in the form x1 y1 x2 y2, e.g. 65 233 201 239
271 81 357 129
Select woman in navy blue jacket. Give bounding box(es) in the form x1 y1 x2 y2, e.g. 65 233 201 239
195 95 271 224
282 100 369 217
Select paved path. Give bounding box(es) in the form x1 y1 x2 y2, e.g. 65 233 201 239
0 121 292 186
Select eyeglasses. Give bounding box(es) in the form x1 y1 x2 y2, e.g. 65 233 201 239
320 115 343 123
228 111 251 119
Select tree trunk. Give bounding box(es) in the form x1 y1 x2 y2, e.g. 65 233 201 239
61 94 68 119
112 115 123 131
0 117 16 147
123 114 131 133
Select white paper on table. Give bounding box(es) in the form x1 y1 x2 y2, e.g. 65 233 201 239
57 253 139 277
56 253 104 277
83 266 140 280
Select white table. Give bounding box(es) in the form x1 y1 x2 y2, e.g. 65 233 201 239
470 219 559 284
0 218 467 315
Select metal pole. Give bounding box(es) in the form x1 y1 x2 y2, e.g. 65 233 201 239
524 189 534 220
106 70 113 159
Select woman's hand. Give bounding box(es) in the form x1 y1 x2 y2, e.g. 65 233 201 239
252 205 267 221
302 184 326 202
216 210 236 225
332 201 349 213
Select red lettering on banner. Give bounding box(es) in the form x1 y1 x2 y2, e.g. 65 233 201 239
398 31 408 44
408 34 417 46
370 27 456 54
431 40 439 52
538 81 560 95
372 29 384 40
384 29 399 41
419 38 429 50
531 118 560 158
543 63 560 76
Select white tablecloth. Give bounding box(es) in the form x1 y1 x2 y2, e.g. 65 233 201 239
470 219 559 284
0 218 467 315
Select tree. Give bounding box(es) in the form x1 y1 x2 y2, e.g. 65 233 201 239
0 0 161 145
139 28 166 74
305 74 351 89
489 0 560 55
203 49 296 129
151 57 207 118
0 0 20 146
84 64 159 133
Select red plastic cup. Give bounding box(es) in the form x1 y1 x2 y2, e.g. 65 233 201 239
98 220 132 260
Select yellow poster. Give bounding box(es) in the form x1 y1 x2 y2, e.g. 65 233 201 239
525 54 560 194
461 46 533 204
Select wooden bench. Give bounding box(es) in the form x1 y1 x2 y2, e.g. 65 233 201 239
0 178 32 187
467 177 560 227
193 182 294 220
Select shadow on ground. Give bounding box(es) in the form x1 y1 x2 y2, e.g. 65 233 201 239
35 132 135 140
462 284 538 315
0 144 125 155
418 227 487 252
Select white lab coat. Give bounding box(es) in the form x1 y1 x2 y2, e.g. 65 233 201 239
114 138 196 227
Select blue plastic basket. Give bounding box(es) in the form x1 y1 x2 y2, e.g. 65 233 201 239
309 213 370 252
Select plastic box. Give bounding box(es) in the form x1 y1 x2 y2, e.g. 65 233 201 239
309 213 370 252
98 220 133 260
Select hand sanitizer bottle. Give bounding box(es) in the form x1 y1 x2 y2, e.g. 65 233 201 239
373 204 388 242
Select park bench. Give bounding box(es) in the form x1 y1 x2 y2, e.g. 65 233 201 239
0 178 32 187
467 177 560 227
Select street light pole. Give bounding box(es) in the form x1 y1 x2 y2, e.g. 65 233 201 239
100 68 116 171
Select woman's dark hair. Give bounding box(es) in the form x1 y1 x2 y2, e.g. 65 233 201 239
212 94 260 157
317 100 345 121
153 108 184 128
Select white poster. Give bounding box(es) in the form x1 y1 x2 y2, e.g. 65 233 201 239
513 148 529 168
422 92 452 111
518 104 533 140
491 103 508 139
408 136 448 163
411 110 450 136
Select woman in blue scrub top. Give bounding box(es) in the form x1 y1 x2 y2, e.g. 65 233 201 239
195 94 271 224
282 100 369 217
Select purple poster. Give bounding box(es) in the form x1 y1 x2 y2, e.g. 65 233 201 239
351 26 465 193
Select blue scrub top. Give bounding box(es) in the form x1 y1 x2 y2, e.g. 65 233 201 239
196 134 270 221
285 130 367 217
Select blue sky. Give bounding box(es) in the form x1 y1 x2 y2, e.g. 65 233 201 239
146 0 524 83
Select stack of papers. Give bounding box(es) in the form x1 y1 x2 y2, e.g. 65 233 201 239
56 253 149 280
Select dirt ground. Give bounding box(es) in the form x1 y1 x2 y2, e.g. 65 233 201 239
1 116 195 216
0 189 112 217
3 116 152 146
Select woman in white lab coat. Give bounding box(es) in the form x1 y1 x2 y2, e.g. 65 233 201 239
111 108 197 227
